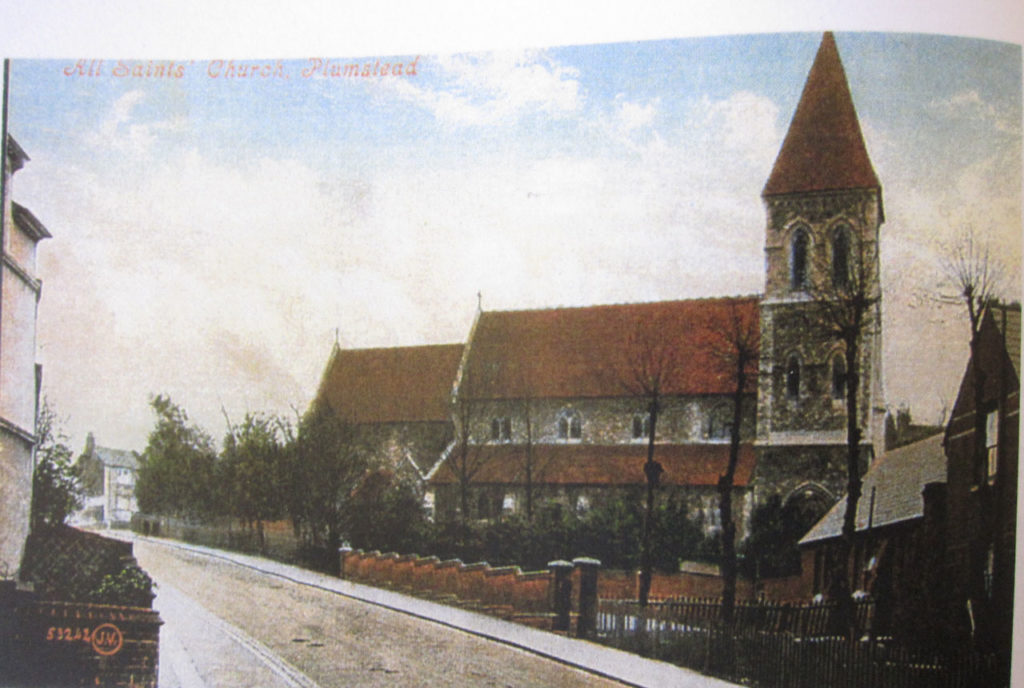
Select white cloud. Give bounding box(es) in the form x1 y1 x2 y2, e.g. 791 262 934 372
929 89 1019 134
84 89 184 156
387 50 582 127
691 91 781 161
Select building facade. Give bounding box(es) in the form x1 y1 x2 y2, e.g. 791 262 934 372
943 303 1019 657
0 108 51 577
311 342 464 491
428 297 760 533
753 31 886 519
74 433 141 527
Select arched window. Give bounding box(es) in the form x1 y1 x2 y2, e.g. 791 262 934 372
557 409 582 441
832 225 851 288
632 413 651 440
707 404 733 440
490 417 511 442
786 355 801 399
790 228 809 290
831 354 847 400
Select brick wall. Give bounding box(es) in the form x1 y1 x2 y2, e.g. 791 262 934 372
598 569 806 602
2 594 160 688
341 549 556 627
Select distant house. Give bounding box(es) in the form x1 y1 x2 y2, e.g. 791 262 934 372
75 433 140 527
311 342 464 494
799 303 1019 656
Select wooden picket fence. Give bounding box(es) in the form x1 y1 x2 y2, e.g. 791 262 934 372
595 597 1004 688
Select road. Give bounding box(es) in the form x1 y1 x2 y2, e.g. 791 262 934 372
133 538 630 688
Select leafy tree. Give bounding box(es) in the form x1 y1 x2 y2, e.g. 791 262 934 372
136 395 218 520
219 412 286 552
345 467 428 554
740 495 805 580
30 400 81 530
284 403 368 553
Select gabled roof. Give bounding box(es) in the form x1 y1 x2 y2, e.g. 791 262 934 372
763 32 880 198
992 303 1021 379
314 343 464 424
429 442 757 487
461 296 760 400
94 446 139 471
800 434 946 545
945 304 1021 436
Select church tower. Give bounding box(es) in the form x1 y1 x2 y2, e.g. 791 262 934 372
754 33 886 514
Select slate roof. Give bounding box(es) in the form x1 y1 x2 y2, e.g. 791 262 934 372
94 446 139 471
799 433 946 545
314 343 464 424
429 442 757 487
462 296 760 400
763 32 880 198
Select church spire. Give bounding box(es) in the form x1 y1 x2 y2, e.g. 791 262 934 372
763 32 879 198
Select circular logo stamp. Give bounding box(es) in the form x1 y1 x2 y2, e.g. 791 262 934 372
91 623 124 656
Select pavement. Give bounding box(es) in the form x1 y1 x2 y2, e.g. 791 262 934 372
132 534 739 688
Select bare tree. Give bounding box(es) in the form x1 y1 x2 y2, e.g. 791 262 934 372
708 301 760 628
807 230 881 636
501 362 552 524
939 228 1004 486
448 363 495 536
622 316 679 607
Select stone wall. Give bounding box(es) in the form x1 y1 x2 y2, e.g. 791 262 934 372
468 394 756 446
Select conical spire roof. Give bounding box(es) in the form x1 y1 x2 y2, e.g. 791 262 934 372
763 32 879 197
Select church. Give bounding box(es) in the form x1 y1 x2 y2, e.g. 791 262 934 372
312 32 886 538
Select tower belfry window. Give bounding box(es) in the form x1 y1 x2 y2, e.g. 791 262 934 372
832 226 851 288
786 355 801 399
632 413 651 440
831 354 847 399
790 229 809 290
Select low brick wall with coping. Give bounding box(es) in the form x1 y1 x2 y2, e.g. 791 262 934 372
340 549 564 629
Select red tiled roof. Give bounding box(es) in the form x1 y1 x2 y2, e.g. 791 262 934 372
430 443 757 487
763 32 880 197
462 296 760 399
314 343 463 424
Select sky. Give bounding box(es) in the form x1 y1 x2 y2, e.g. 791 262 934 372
3 25 1021 452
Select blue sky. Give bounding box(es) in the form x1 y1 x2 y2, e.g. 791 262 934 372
6 31 1021 450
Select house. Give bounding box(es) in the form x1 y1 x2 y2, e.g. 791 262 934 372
943 303 1019 656
317 33 887 540
310 342 464 493
0 125 51 578
74 433 141 527
798 303 1019 656
797 433 945 615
